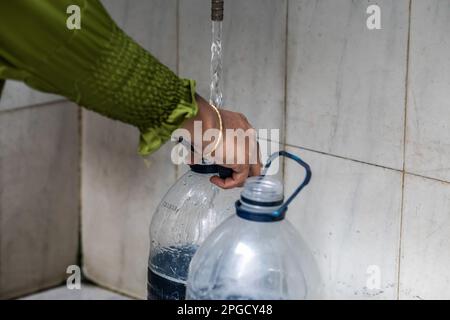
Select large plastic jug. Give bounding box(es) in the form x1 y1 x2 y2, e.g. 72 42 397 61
147 163 241 300
186 151 321 299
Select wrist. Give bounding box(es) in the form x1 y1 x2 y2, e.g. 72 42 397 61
181 94 218 152
195 94 218 133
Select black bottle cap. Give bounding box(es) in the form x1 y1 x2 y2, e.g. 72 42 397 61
189 164 233 179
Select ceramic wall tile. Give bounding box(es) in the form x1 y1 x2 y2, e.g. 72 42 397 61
287 0 409 170
405 0 450 182
284 146 402 299
399 174 450 300
0 81 60 112
0 102 79 299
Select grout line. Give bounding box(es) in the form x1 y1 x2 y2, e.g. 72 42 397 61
262 137 401 171
0 142 2 290
260 137 450 186
282 0 289 182
78 107 84 272
288 144 401 171
397 0 413 300
403 171 450 185
176 0 180 77
0 98 67 115
175 0 180 180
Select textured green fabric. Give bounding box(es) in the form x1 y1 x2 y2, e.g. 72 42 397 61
0 0 198 155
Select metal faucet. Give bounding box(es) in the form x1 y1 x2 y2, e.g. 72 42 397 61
211 0 224 21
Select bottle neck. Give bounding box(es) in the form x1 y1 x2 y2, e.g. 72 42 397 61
235 200 286 222
239 198 283 214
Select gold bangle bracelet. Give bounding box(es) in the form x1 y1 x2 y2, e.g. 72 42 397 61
204 103 223 159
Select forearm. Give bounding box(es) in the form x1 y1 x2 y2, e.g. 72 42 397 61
0 0 198 155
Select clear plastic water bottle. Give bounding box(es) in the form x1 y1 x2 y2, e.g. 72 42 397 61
147 163 240 300
186 151 321 300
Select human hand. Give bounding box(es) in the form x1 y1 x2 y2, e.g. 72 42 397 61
181 95 261 188
209 108 261 188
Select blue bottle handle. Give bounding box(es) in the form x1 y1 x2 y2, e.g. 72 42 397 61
261 151 312 219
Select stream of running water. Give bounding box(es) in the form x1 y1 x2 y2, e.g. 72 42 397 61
209 20 223 109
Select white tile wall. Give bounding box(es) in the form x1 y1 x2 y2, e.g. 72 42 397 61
284 146 403 299
286 0 409 170
102 0 178 70
0 102 79 299
405 0 450 182
399 174 450 300
82 112 176 298
0 81 60 112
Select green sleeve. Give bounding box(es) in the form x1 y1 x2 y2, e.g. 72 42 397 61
0 0 198 155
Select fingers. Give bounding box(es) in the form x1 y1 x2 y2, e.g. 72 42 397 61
210 165 250 189
249 163 262 177
188 107 261 189
249 141 262 176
